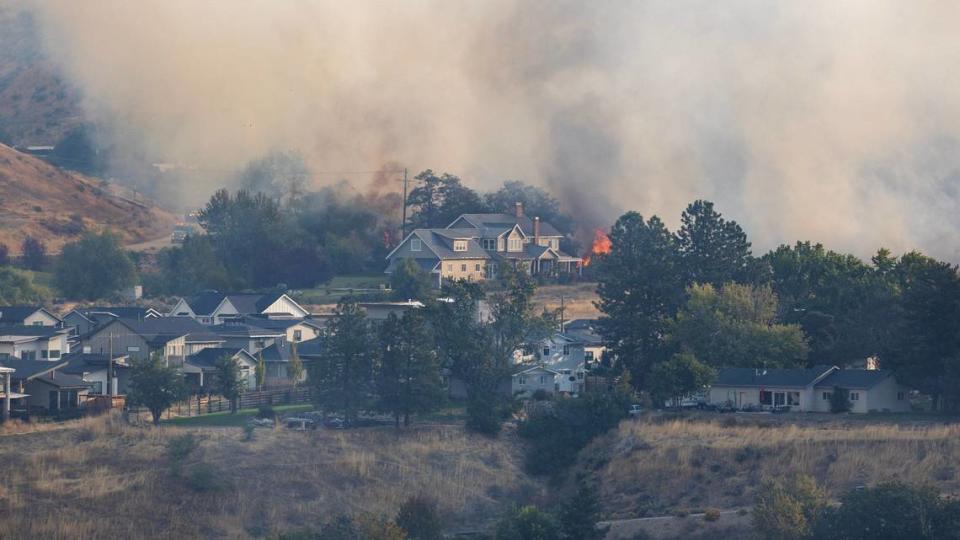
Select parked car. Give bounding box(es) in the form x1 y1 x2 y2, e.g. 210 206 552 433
628 404 644 417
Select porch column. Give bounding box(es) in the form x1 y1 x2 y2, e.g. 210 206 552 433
2 372 10 422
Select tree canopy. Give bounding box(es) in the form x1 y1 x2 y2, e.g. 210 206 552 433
55 232 135 300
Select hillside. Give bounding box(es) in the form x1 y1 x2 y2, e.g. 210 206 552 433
0 143 177 253
0 6 83 147
0 416 540 539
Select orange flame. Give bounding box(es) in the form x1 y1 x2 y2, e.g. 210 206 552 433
583 229 611 267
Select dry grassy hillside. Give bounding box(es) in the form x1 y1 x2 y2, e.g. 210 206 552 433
586 414 960 523
0 143 177 252
0 415 540 539
534 282 601 320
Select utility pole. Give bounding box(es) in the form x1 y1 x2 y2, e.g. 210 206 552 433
108 332 115 398
401 167 408 239
559 295 566 333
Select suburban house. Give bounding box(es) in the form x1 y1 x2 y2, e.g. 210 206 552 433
208 322 284 354
513 333 588 395
0 365 24 421
82 318 224 366
183 348 257 392
563 319 607 366
0 306 61 327
708 365 911 413
0 358 90 416
511 365 561 398
0 326 71 361
168 291 310 325
60 353 131 396
240 316 323 344
257 338 322 387
385 203 582 286
63 306 162 336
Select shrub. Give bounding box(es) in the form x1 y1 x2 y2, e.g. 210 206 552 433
243 423 255 441
186 463 226 492
703 508 721 522
167 433 199 476
75 428 96 443
531 389 551 401
753 475 826 540
494 506 560 540
829 386 851 413
257 405 276 419
396 494 443 540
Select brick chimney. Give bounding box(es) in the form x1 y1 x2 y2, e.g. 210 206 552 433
534 216 541 245
515 201 524 219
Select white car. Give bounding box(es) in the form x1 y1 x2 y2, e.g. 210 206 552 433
628 404 644 417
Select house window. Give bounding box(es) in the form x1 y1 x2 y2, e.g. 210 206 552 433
509 237 522 252
460 264 467 272
33 321 43 326
82 346 91 354
550 239 559 250
518 375 526 385
585 351 595 361
849 392 860 401
89 381 103 395
897 391 905 401
411 238 422 251
446 264 453 272
127 346 141 353
453 240 467 252
293 330 302 341
543 347 550 356
482 239 497 250
475 264 481 272
41 350 48 359
788 392 800 406
539 375 547 384
759 391 772 405
822 392 832 400
48 350 60 359
563 345 570 355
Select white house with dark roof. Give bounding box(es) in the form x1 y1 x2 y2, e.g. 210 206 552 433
0 326 71 361
708 365 911 413
0 306 61 327
168 291 309 325
385 203 582 285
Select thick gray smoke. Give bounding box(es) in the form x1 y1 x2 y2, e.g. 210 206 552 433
23 1 960 260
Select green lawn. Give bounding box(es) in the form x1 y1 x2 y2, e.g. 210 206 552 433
163 404 313 427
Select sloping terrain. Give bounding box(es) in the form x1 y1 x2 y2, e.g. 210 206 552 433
580 413 960 538
0 143 177 252
0 6 82 146
0 416 540 539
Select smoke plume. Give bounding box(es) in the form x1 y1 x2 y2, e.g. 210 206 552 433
23 0 960 260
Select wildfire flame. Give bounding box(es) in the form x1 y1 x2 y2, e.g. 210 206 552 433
583 229 611 267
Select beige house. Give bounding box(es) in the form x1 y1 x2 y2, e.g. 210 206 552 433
708 365 911 413
385 204 582 286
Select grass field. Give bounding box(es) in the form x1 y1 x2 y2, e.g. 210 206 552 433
0 413 539 539
163 404 313 427
533 282 601 320
586 413 960 526
293 274 392 306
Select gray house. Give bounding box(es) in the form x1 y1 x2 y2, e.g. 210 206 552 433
82 318 223 366
0 358 90 415
183 348 257 392
0 306 62 327
64 306 161 336
168 291 309 325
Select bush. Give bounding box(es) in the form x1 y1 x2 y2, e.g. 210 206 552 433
186 463 227 492
257 405 276 419
829 386 851 413
753 475 826 540
518 391 630 475
494 506 560 540
242 423 255 441
466 392 504 436
396 494 443 540
531 389 551 401
167 433 199 476
703 508 721 522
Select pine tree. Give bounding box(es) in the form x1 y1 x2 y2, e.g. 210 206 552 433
313 299 374 422
560 478 608 540
376 311 444 427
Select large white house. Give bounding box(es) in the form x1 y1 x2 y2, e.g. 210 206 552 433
708 365 911 413
168 291 309 325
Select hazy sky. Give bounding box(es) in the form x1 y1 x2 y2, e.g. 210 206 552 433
24 1 960 260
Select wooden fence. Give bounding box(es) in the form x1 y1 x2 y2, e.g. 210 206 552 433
166 387 314 418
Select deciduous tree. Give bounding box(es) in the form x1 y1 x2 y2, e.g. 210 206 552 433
212 353 246 413
55 232 135 300
128 353 188 425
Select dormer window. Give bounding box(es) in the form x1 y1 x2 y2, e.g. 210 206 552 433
509 238 523 252
410 238 422 251
453 239 468 252
482 239 497 250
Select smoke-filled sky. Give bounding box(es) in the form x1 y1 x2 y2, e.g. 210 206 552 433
22 0 960 260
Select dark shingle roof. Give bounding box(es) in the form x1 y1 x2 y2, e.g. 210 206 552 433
412 230 490 260
60 353 129 375
259 338 324 363
184 291 227 316
77 306 158 321
185 348 249 369
454 213 563 238
0 359 68 380
242 316 323 331
0 325 67 337
34 372 89 388
184 291 288 317
110 317 224 345
208 323 284 338
0 306 57 325
713 365 836 388
815 369 894 390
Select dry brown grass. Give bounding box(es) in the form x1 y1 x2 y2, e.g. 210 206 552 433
588 415 960 521
0 415 539 539
534 282 601 320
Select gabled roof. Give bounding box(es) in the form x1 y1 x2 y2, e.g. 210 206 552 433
99 317 224 345
72 306 161 321
259 337 324 363
208 323 284 339
60 353 130 375
452 213 563 238
33 372 89 389
713 365 837 388
242 316 324 331
409 230 490 260
513 364 560 376
182 291 228 316
0 306 60 325
0 358 68 381
815 369 896 390
185 348 255 370
180 291 300 317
